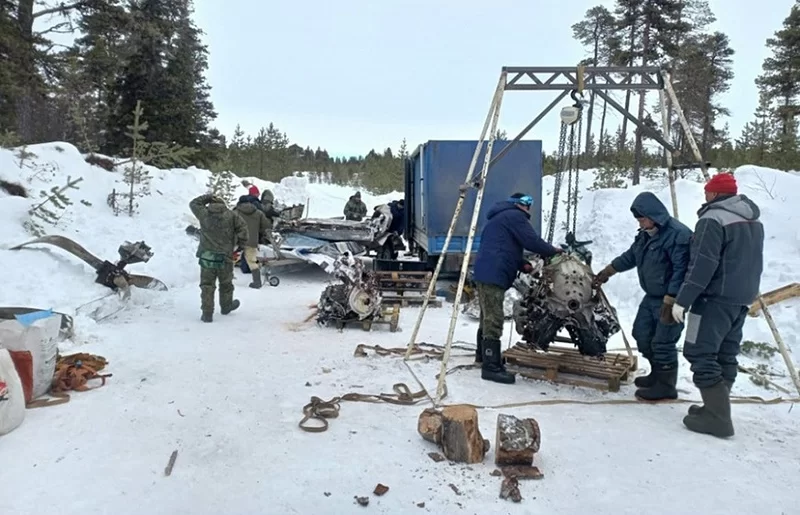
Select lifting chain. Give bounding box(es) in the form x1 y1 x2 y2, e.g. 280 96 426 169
546 90 584 244
546 122 568 244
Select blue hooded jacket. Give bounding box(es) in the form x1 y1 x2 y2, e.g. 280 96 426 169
611 192 692 298
472 201 558 289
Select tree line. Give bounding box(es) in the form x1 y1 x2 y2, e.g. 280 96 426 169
1 0 799 196
565 0 800 182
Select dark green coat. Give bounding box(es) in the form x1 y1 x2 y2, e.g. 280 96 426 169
234 200 270 247
189 194 249 260
344 196 367 221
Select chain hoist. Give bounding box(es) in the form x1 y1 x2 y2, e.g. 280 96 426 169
546 90 584 244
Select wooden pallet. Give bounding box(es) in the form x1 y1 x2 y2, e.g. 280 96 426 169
503 343 638 393
380 294 442 308
374 270 442 308
333 305 400 333
748 282 800 317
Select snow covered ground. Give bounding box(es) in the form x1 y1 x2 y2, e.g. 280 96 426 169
0 143 798 514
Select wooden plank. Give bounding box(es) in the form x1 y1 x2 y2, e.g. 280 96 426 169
381 296 442 308
748 283 800 317
331 305 401 332
503 343 635 393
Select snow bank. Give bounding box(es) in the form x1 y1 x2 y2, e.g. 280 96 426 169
0 143 399 309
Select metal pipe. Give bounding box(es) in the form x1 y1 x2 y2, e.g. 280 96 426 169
434 73 507 403
403 72 507 360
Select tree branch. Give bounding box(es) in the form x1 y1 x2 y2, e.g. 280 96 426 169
33 1 86 19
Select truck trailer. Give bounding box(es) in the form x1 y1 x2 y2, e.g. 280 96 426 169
403 139 544 274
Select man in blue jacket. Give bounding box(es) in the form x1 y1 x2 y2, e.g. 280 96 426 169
472 193 563 384
594 192 692 401
671 173 764 438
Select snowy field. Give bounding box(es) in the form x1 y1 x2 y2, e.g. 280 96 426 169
0 143 798 515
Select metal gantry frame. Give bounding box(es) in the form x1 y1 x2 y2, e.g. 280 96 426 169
402 65 715 404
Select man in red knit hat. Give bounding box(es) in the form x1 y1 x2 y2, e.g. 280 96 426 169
671 172 764 438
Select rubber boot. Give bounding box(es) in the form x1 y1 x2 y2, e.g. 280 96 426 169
201 312 213 323
249 270 262 289
481 338 515 384
475 326 483 363
221 299 240 315
635 364 678 401
688 379 733 416
683 381 735 438
634 358 657 388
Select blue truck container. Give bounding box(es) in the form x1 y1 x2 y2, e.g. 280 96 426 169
404 139 544 273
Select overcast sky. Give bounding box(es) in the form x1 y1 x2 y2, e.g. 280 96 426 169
194 0 794 158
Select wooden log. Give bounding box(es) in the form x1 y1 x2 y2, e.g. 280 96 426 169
440 405 486 464
495 414 541 466
417 408 443 445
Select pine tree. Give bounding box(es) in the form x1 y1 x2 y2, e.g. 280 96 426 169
756 2 800 138
736 93 775 165
206 169 236 206
122 100 151 216
572 5 616 163
25 175 84 236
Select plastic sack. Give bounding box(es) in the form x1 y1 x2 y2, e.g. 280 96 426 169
0 313 60 399
0 349 25 435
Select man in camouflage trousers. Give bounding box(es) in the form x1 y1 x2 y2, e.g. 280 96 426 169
472 193 563 384
189 193 249 322
343 191 367 221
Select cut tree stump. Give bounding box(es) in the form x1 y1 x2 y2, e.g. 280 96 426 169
440 405 486 464
495 414 541 466
418 408 443 445
418 405 487 464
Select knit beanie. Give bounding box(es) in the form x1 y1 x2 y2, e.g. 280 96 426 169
704 173 737 195
248 185 260 197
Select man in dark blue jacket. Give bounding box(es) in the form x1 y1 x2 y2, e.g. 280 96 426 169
472 193 563 384
671 173 764 438
594 191 692 401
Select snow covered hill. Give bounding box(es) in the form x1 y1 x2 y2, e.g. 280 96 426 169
0 142 798 515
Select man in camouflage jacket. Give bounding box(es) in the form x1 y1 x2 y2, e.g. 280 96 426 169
189 193 249 322
343 192 367 221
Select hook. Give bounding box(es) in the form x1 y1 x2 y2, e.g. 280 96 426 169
570 89 584 108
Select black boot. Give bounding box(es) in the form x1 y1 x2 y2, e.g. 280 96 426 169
688 379 733 416
634 358 657 388
475 326 483 363
481 338 515 384
249 270 262 289
201 312 213 323
635 364 678 401
683 381 734 438
221 299 240 315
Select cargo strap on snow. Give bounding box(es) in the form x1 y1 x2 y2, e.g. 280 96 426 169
299 383 428 433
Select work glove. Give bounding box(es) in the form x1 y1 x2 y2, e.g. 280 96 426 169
520 261 533 274
593 265 616 287
671 303 686 324
660 295 676 324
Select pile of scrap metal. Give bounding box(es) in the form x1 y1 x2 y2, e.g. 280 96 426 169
511 238 620 357
186 199 396 276
316 252 382 326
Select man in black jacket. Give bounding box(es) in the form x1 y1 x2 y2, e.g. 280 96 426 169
672 173 764 438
